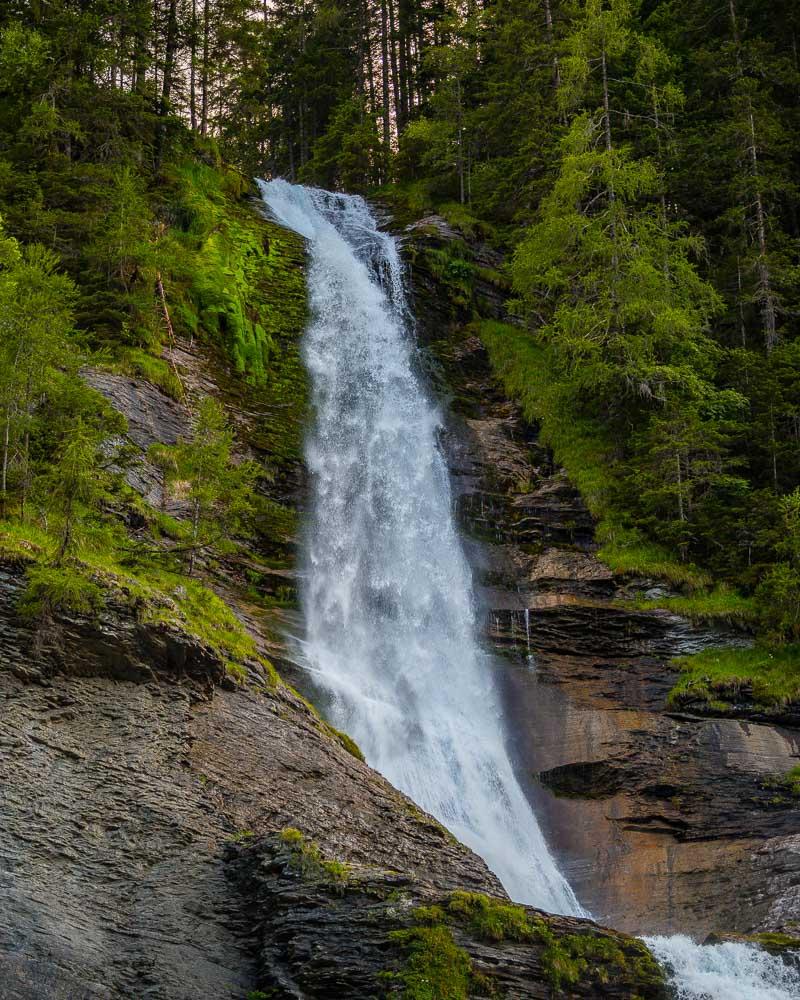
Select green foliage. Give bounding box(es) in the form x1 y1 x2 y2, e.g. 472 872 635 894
0 220 83 518
277 828 351 890
301 97 382 192
150 397 259 575
477 319 710 589
447 891 534 942
755 489 800 642
42 418 112 565
763 766 800 800
511 0 737 567
18 564 104 619
388 923 472 1000
624 585 757 624
668 645 800 710
112 349 184 401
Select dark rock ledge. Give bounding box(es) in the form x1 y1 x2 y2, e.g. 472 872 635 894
1 552 671 999
229 833 669 999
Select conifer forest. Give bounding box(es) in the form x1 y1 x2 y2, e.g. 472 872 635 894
1 2 800 999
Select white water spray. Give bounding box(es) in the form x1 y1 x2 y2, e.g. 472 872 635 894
258 178 578 915
646 936 800 1000
257 179 800 999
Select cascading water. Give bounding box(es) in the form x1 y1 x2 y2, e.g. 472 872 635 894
258 177 578 916
257 179 800 1000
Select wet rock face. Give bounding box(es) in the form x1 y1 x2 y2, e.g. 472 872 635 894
0 561 505 1000
231 835 669 1000
445 333 800 937
400 215 800 939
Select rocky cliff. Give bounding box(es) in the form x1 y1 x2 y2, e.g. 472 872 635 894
0 203 674 999
403 214 800 940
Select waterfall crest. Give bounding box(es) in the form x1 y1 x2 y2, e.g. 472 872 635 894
257 179 800 1000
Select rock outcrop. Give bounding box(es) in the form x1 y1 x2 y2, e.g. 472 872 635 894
230 833 668 999
0 558 506 999
402 217 800 939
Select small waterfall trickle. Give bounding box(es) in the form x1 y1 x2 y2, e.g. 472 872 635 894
257 179 800 1000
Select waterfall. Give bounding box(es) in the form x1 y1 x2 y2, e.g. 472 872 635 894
258 178 578 916
257 179 800 1000
645 936 800 1000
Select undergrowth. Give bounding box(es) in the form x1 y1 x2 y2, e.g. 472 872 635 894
476 318 711 591
623 585 757 624
278 828 351 890
668 645 800 709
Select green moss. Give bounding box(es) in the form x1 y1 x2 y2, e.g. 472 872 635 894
387 924 472 1000
447 891 534 942
443 892 663 994
538 926 664 993
746 932 800 952
668 644 800 710
0 520 53 562
277 828 351 890
225 659 249 684
779 766 800 796
402 801 457 844
762 765 800 800
597 535 711 591
18 564 105 618
229 829 255 843
423 244 476 310
110 347 184 400
621 585 757 624
171 162 307 365
148 160 310 472
706 931 800 956
255 497 299 547
326 724 366 762
1 512 288 688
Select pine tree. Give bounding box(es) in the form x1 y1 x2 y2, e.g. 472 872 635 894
512 0 740 548
151 397 258 575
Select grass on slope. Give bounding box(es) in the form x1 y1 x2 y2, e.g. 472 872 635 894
0 518 270 683
668 645 800 710
476 319 710 590
623 585 758 624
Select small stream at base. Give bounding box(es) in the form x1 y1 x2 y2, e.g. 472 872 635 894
257 179 800 1000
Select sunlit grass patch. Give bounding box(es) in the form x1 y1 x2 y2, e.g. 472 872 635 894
668 644 800 709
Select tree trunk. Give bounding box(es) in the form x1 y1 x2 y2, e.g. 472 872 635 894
380 0 392 178
729 0 778 352
365 1 377 119
1 407 10 517
388 0 402 131
133 0 149 93
543 0 561 91
160 0 179 116
188 500 201 576
398 0 410 124
748 104 778 353
55 494 74 567
456 76 464 205
737 257 747 348
201 0 210 135
190 0 198 129
601 44 618 252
